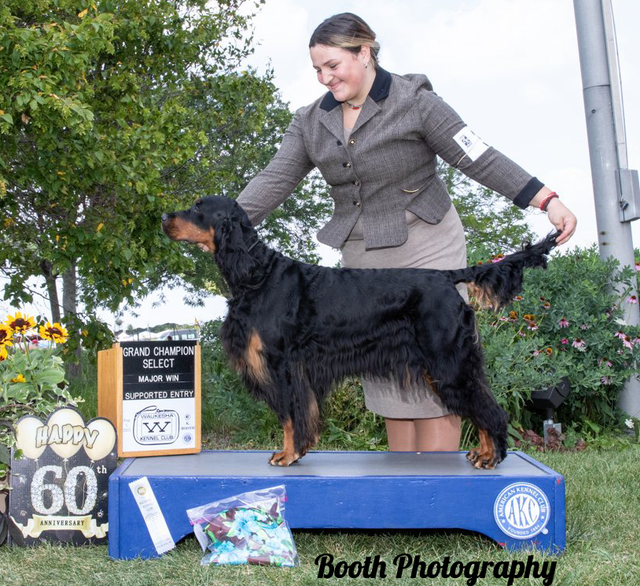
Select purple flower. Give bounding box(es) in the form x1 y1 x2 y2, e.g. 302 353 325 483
558 318 569 328
601 376 613 385
621 336 634 350
572 338 586 349
627 295 638 304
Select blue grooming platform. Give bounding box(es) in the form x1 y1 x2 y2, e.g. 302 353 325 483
108 450 565 560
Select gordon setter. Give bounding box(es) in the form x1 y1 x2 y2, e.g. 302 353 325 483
161 196 558 469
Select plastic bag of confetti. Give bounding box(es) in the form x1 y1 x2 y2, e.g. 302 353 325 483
186 485 298 567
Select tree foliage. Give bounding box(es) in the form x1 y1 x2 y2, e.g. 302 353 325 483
0 0 332 353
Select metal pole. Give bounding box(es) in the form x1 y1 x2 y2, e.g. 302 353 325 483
574 0 640 418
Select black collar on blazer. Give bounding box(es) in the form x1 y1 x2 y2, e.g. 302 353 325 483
319 67 392 111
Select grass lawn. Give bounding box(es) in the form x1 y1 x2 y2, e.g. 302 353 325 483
1 444 639 586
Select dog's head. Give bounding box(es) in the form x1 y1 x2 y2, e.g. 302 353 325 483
161 196 248 254
162 196 259 286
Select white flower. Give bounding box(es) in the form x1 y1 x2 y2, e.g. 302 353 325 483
625 418 635 430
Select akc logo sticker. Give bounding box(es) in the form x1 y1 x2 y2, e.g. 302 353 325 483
493 482 550 539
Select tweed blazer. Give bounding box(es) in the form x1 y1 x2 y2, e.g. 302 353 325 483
237 67 543 250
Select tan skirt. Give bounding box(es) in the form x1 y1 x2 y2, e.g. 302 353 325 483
340 206 468 419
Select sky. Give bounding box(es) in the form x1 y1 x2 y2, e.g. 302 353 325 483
3 0 640 331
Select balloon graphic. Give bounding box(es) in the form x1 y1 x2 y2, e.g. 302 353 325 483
47 408 85 459
15 417 47 460
84 418 117 461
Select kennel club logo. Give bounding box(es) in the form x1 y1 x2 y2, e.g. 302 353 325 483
133 406 179 445
9 407 117 545
493 482 551 540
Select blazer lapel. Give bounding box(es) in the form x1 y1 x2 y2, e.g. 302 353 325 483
317 67 392 139
351 99 381 134
319 106 345 142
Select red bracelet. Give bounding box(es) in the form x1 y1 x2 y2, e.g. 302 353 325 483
540 192 559 212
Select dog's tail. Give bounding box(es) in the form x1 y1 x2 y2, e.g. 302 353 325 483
446 231 560 310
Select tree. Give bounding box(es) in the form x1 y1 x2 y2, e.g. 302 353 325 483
0 0 330 355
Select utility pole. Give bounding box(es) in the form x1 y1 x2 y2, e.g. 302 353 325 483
574 0 640 418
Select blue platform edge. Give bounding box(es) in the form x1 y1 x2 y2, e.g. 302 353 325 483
108 450 565 560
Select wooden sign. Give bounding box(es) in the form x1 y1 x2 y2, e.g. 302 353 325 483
98 341 201 457
9 407 116 545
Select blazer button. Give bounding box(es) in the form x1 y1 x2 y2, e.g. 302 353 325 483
353 180 361 186
353 201 361 207
343 162 352 168
349 138 356 145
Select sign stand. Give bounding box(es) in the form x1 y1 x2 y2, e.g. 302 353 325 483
98 341 201 458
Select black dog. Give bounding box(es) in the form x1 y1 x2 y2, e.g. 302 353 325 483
161 196 557 469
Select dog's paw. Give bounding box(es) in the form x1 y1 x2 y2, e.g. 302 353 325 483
268 449 300 467
466 446 502 470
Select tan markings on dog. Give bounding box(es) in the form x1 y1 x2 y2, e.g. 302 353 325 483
166 216 215 252
423 373 441 399
269 420 300 466
467 283 500 311
467 428 497 469
403 364 413 389
245 329 270 385
308 393 321 447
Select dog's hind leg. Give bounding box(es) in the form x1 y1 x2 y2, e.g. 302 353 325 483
464 391 508 469
418 310 508 469
428 370 508 469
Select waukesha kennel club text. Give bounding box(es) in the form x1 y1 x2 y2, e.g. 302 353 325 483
315 553 557 585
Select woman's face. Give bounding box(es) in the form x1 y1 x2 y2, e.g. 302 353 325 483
310 44 370 104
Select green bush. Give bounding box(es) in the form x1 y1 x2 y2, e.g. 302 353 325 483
476 246 640 433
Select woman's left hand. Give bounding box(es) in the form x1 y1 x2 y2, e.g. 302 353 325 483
545 198 577 245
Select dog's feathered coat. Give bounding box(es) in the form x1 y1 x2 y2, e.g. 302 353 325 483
162 196 558 469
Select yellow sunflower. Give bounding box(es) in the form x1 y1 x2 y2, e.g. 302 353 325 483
11 374 26 383
5 312 36 334
0 345 7 361
0 323 13 347
39 322 69 344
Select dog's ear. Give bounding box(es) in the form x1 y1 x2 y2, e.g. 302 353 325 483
216 214 257 284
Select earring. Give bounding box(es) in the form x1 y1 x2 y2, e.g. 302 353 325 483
364 62 369 69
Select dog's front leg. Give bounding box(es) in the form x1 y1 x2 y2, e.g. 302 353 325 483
269 419 301 466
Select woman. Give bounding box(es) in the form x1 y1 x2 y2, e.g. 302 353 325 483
237 13 577 452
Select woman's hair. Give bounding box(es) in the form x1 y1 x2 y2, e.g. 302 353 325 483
309 13 380 68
